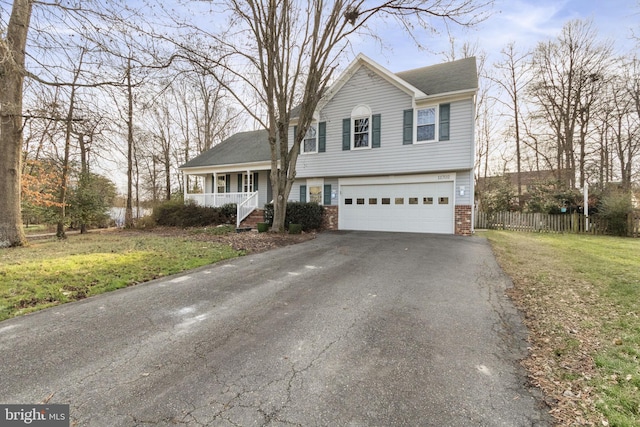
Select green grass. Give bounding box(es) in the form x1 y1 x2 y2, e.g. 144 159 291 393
485 231 640 426
22 224 52 234
0 231 241 321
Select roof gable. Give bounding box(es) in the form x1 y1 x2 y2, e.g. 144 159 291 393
317 54 426 111
313 54 477 115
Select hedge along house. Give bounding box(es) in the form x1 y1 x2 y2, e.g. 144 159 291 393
180 54 478 235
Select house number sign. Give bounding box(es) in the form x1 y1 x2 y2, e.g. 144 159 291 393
437 175 451 180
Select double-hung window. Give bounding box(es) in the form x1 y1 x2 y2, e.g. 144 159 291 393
353 117 370 148
403 103 450 145
343 106 380 151
351 104 372 150
303 124 318 154
295 122 325 153
216 175 226 193
417 107 436 142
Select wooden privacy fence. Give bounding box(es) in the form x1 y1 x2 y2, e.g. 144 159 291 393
475 210 640 237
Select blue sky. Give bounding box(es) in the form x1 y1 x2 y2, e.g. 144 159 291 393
355 0 639 72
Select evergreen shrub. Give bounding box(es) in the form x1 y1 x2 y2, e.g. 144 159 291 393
263 202 324 231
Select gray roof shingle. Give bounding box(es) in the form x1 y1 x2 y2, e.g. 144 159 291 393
180 129 271 169
395 56 477 95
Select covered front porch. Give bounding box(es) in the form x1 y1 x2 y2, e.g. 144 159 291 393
183 169 272 228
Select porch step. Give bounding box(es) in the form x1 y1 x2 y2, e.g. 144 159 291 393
239 209 265 229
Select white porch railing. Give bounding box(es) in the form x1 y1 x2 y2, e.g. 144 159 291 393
184 192 259 228
236 192 259 228
185 192 254 207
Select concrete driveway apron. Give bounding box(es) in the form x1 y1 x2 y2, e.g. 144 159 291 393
0 231 550 426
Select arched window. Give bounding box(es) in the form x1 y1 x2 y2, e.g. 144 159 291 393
351 104 371 149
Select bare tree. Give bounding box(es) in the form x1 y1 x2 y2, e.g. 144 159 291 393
528 19 612 189
54 47 88 238
613 56 640 190
0 0 32 247
491 42 531 206
162 0 491 232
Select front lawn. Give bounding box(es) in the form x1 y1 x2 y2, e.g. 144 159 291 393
486 231 640 426
0 230 241 321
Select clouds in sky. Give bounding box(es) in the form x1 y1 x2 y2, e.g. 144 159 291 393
355 0 639 72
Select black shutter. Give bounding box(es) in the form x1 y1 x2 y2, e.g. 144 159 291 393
253 172 259 191
300 185 307 203
403 109 413 145
225 174 231 192
318 122 326 152
372 114 381 148
323 184 331 205
237 174 242 192
342 118 350 150
439 103 450 141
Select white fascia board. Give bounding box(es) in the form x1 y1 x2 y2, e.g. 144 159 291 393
180 160 274 175
339 172 457 186
317 53 427 111
414 88 478 106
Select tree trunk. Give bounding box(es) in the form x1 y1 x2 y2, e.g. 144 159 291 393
78 133 88 234
125 57 134 228
272 194 287 233
56 86 76 239
164 155 171 201
0 0 32 247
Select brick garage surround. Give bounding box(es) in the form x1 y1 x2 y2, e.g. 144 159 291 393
322 205 472 235
455 205 473 236
322 206 339 230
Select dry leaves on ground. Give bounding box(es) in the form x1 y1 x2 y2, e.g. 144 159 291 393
141 227 317 254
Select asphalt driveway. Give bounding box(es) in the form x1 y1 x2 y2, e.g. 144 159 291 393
0 231 550 426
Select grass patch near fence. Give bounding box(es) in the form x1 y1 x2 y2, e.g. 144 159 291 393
0 231 241 321
485 231 640 426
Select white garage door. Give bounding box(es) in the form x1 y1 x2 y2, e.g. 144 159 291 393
340 181 454 234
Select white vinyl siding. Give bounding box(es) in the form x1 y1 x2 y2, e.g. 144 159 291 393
454 170 473 206
291 66 475 179
324 178 339 205
290 178 338 206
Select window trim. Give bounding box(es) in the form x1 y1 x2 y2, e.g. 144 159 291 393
306 179 324 205
301 123 319 154
243 173 253 192
405 103 450 145
351 104 372 150
414 105 438 144
216 175 226 193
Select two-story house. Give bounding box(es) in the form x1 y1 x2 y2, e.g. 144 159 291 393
179 54 477 235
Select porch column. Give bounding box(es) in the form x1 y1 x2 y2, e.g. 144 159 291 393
213 172 217 194
246 169 252 192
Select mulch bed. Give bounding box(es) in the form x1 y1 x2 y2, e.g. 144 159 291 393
133 227 318 254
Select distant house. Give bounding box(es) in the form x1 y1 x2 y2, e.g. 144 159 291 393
476 170 559 195
180 54 478 235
